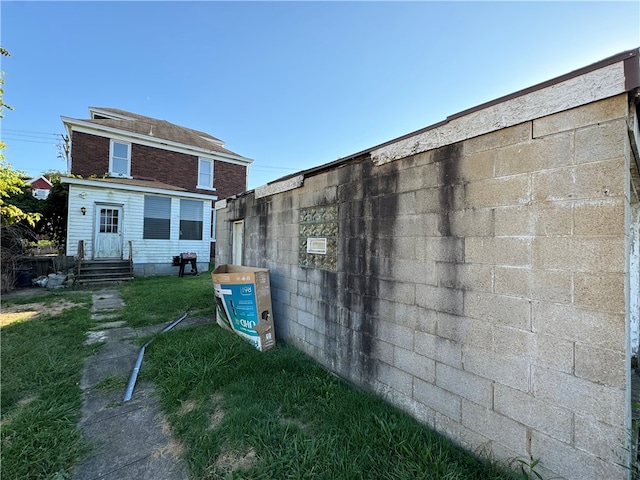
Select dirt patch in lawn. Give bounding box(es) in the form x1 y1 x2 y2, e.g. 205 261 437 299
0 300 83 327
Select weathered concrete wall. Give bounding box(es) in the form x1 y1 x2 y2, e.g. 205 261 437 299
216 92 636 479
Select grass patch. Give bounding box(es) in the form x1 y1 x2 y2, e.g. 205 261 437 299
118 272 215 328
0 294 97 479
93 373 129 393
144 324 519 479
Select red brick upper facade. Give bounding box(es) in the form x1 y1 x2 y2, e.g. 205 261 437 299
64 108 252 200
69 131 248 199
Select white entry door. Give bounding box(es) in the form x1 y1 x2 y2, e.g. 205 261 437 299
94 205 123 259
232 220 244 265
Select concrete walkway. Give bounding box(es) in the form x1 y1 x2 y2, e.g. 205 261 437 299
74 289 214 480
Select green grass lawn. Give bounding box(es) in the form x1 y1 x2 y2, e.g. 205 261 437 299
1 273 532 479
122 271 523 479
1 290 96 480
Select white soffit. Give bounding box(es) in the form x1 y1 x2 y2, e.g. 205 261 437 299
371 61 626 166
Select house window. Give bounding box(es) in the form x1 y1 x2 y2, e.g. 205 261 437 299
180 199 203 240
197 158 214 190
143 196 171 239
110 140 131 177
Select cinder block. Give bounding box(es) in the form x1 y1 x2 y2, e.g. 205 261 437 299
574 272 625 313
291 293 306 310
306 328 325 349
465 174 532 209
532 334 574 373
530 430 627 480
575 119 627 165
396 304 437 332
375 383 438 429
494 202 573 237
448 208 494 237
414 188 443 213
434 412 492 453
372 339 394 365
532 236 625 273
573 199 625 236
395 214 440 237
465 236 531 267
464 122 532 155
536 201 575 236
574 343 625 388
391 258 437 285
397 163 440 191
413 377 462 420
437 262 494 293
464 292 531 330
377 361 413 397
376 319 414 350
462 345 531 392
415 284 464 316
533 94 627 138
532 157 626 202
494 204 534 236
531 365 625 426
461 399 528 454
414 330 463 368
437 313 493 348
420 237 465 263
492 325 535 357
297 310 315 329
532 301 625 351
494 267 572 304
436 363 493 407
574 413 628 462
394 346 436 383
456 150 495 182
393 236 418 260
494 132 573 177
493 383 572 442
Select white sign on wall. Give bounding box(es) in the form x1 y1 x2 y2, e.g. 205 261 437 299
306 237 328 255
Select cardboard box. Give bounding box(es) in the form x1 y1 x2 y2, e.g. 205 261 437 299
211 265 275 352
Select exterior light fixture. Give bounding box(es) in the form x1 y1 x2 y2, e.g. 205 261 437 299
81 206 86 215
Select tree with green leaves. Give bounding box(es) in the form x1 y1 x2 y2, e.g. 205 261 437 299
0 46 42 290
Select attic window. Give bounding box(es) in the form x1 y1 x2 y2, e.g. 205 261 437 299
93 114 109 120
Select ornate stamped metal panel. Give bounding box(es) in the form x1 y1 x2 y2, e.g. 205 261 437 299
299 205 338 271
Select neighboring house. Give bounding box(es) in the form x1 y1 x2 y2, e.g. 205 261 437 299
27 175 53 200
215 48 640 479
61 107 252 276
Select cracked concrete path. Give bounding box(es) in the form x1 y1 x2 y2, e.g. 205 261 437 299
74 289 214 480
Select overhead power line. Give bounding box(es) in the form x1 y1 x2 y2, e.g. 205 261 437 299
3 128 60 136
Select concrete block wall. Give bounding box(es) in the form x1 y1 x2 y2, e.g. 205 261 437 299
215 93 635 479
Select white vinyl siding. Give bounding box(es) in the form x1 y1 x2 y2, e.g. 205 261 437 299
197 158 214 190
109 140 131 177
180 199 203 240
66 184 212 263
144 196 171 239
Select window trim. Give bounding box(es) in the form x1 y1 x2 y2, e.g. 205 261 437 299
196 157 215 190
109 139 132 178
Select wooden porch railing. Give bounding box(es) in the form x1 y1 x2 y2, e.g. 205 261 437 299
127 241 133 277
77 240 85 277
